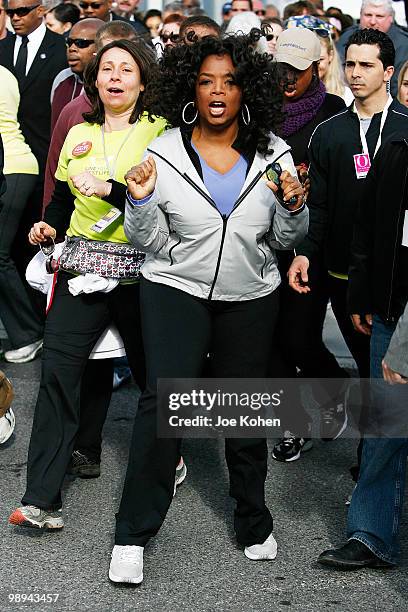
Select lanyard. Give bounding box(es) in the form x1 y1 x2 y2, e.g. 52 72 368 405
354 95 393 160
101 123 137 180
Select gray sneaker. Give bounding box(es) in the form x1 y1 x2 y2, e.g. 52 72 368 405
9 505 63 529
109 545 143 584
4 340 43 364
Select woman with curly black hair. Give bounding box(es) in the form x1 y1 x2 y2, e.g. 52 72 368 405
109 33 308 584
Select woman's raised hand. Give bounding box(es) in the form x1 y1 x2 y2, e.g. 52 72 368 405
125 156 157 201
28 222 56 245
71 171 112 198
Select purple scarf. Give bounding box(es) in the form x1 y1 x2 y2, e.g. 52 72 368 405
280 79 326 139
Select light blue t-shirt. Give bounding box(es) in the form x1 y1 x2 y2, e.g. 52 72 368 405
192 143 247 217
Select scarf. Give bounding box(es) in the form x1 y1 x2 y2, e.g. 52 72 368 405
280 78 326 139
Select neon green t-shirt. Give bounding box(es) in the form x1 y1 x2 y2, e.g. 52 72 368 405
55 114 166 243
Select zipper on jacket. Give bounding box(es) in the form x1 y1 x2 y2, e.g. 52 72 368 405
258 244 267 279
148 145 291 300
147 148 218 209
208 215 228 300
385 140 408 322
169 238 181 266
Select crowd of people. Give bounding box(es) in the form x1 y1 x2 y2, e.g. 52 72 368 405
0 0 408 586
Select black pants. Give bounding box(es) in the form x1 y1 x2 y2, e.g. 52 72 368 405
115 278 280 547
0 174 43 349
22 272 145 510
76 358 114 461
275 254 370 433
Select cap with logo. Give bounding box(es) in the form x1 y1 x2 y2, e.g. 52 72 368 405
274 27 321 71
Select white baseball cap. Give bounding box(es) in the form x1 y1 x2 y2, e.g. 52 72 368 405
274 27 322 71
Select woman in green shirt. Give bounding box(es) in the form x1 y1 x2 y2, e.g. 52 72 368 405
9 40 166 530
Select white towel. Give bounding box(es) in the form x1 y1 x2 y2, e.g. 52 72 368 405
67 273 119 296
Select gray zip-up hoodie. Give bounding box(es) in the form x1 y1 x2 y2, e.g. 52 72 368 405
124 128 308 301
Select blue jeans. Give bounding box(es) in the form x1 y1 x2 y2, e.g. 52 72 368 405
347 315 408 564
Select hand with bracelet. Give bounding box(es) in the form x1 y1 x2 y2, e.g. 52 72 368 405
71 170 112 198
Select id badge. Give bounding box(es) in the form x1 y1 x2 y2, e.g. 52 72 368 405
353 154 371 179
91 208 122 233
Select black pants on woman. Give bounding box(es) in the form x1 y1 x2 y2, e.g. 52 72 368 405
22 272 145 511
115 278 280 548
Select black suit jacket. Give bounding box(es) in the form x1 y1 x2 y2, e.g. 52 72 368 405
0 28 67 173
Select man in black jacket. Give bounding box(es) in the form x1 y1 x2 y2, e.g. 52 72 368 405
287 29 408 446
317 138 408 569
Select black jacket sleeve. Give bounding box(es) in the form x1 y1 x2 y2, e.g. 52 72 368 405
104 179 127 212
347 157 378 314
43 179 75 239
295 125 329 260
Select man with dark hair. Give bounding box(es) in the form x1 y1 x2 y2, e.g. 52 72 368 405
337 1 408 96
284 29 408 456
50 18 103 131
79 0 148 36
179 14 221 41
283 1 317 19
230 0 253 14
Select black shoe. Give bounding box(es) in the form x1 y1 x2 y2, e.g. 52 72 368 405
272 431 313 462
66 450 100 478
320 388 349 441
317 540 393 570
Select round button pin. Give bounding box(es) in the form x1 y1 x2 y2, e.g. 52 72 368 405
72 141 92 157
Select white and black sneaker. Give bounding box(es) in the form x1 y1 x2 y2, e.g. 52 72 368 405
272 431 313 462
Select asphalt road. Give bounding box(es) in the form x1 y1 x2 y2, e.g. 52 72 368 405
0 311 407 612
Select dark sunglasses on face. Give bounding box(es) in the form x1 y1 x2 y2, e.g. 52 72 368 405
265 34 276 41
160 33 179 43
66 37 95 48
6 4 40 18
79 1 103 9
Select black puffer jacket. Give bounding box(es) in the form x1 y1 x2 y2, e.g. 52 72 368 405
348 139 408 323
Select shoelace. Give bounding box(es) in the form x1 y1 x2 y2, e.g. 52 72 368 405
282 431 297 445
72 450 94 466
117 548 142 564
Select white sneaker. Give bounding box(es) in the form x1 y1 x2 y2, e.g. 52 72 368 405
244 532 277 560
4 340 43 364
109 545 144 584
173 456 187 496
0 408 15 444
